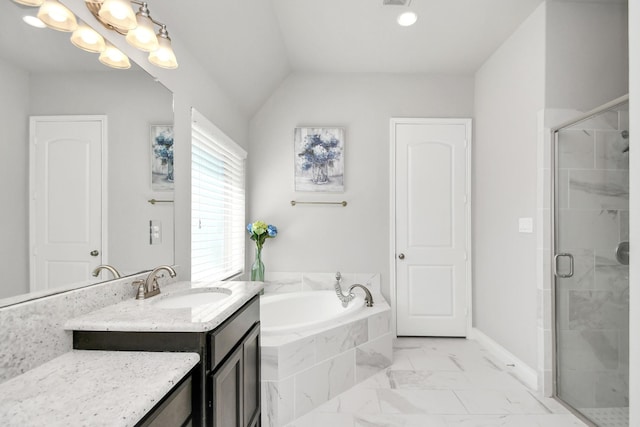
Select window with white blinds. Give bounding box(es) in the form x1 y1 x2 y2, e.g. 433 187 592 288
191 109 247 282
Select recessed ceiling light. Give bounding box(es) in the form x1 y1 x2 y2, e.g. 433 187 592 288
397 11 418 27
23 15 47 28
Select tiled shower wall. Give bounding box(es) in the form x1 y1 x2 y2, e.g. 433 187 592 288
539 107 629 408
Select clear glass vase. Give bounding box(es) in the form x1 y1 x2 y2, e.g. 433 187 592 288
250 247 265 281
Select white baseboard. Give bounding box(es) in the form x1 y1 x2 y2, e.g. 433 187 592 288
468 327 538 391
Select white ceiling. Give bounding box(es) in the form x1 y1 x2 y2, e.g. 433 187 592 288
272 0 545 73
8 0 625 116
151 0 547 115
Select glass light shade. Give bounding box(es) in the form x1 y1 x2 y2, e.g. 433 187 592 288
37 0 77 32
148 35 178 69
98 0 137 31
71 22 106 53
13 0 44 6
397 11 418 27
99 43 131 69
125 14 159 52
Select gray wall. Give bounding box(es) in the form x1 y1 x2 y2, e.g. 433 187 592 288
473 3 547 370
29 70 174 274
248 73 475 300
473 0 628 374
63 0 252 281
546 1 629 111
0 58 30 298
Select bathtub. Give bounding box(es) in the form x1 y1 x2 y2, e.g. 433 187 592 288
260 291 365 335
259 274 392 427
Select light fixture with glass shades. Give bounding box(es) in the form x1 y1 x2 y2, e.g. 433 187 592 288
71 22 107 53
97 0 137 31
99 41 131 69
125 2 158 52
87 0 178 69
148 25 177 69
12 0 178 70
37 0 78 32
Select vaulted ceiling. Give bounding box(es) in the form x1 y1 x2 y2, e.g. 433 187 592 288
153 0 545 115
5 0 627 116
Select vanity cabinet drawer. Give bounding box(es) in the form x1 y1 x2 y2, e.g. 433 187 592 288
209 296 259 369
137 374 193 427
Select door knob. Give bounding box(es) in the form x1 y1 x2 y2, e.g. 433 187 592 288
90 250 100 257
615 241 630 265
398 253 405 260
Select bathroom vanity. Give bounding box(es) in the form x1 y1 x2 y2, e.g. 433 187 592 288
0 350 199 426
65 281 263 427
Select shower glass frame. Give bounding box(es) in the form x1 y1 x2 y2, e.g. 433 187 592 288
550 94 629 426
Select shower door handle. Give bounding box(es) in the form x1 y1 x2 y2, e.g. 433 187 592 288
554 253 574 278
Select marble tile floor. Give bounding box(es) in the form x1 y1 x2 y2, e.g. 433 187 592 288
580 407 628 427
284 337 588 427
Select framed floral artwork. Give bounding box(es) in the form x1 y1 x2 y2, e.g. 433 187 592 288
294 127 344 192
150 125 174 191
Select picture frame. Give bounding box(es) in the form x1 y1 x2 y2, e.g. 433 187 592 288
150 124 174 191
294 127 344 192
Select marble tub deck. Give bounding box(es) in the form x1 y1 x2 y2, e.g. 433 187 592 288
285 337 588 427
261 292 393 427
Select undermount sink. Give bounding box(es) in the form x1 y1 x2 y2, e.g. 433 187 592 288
152 288 232 309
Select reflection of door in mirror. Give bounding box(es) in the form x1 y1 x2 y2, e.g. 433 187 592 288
1 1 175 306
30 116 106 291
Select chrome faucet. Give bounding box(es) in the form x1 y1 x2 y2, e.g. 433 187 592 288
334 272 354 307
132 265 177 299
334 272 374 308
92 264 121 279
348 284 374 307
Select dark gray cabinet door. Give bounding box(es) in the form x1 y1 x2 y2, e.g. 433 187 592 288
212 322 261 427
213 345 243 427
243 325 260 427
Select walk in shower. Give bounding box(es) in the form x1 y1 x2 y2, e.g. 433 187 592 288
552 96 630 427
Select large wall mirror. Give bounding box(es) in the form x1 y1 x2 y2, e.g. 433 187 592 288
0 2 174 307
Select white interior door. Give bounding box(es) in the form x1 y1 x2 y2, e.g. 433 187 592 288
393 118 471 337
30 116 106 291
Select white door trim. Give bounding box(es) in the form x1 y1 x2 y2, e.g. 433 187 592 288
389 117 473 337
29 115 109 291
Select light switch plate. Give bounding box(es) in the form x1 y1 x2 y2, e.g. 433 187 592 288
518 217 533 233
150 220 162 244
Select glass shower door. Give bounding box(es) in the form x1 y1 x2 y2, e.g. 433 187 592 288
553 100 629 427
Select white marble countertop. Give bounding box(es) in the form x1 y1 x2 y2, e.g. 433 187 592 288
64 280 263 333
0 350 199 427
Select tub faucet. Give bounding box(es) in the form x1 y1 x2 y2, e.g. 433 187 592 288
348 284 374 307
132 265 177 299
334 272 354 307
92 264 121 279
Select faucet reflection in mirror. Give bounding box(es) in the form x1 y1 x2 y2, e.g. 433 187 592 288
92 264 121 280
12 0 178 70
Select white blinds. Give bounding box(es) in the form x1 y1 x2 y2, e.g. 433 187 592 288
191 109 247 282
